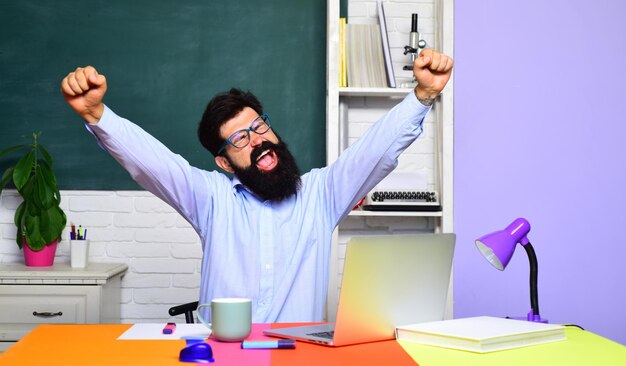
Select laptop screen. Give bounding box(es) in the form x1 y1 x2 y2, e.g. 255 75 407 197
332 233 456 345
263 233 456 346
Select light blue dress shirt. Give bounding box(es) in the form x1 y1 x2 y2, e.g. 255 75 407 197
88 91 430 322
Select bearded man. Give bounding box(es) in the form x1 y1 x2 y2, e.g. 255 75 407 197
60 49 453 323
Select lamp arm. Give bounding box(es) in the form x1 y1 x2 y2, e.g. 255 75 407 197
523 242 540 316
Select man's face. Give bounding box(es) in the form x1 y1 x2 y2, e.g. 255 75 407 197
218 107 280 171
215 107 301 201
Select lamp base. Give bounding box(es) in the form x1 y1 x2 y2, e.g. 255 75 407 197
506 309 548 323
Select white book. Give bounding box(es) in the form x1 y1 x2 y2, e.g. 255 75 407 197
346 24 360 87
368 24 387 87
377 1 396 87
346 24 387 88
396 316 566 353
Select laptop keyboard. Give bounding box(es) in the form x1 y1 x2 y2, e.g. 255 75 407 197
307 331 335 339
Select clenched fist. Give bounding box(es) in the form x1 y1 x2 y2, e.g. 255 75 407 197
61 66 107 124
412 49 453 105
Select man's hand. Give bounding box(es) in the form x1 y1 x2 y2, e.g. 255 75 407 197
413 49 453 106
61 66 107 124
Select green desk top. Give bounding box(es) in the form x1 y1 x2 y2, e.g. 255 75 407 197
398 327 626 366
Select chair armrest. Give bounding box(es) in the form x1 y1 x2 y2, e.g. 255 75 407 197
168 301 199 324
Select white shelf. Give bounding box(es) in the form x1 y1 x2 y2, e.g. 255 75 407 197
339 87 413 97
326 0 454 323
349 209 443 217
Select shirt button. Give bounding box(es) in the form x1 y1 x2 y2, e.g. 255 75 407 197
265 264 272 270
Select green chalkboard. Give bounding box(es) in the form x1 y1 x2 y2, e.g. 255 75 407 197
0 0 326 190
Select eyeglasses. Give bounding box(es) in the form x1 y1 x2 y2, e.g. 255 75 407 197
217 114 272 155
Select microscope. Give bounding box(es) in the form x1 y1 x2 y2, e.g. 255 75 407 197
400 13 428 88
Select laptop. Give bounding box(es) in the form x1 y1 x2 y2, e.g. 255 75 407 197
263 233 456 346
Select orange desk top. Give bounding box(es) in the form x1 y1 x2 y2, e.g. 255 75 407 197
0 323 417 366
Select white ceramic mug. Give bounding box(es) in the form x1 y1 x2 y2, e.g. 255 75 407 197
197 298 252 342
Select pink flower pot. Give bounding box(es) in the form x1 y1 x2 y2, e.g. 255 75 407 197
23 240 58 267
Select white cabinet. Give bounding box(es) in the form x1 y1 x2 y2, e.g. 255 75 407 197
325 0 454 321
0 262 127 352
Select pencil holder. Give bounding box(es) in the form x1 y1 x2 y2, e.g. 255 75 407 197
70 240 90 268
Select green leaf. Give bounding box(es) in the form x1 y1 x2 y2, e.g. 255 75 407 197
23 201 38 223
25 196 42 216
1 167 14 191
25 233 47 251
24 214 46 250
40 206 66 243
39 160 57 191
54 187 62 205
0 144 28 159
13 150 36 190
35 166 55 209
56 205 67 231
14 201 26 227
17 177 35 202
39 145 53 167
16 227 24 249
14 202 26 248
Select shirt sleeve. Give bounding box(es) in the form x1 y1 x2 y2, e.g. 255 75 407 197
322 91 431 225
85 105 212 232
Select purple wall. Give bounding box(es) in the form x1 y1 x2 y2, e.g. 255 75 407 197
454 0 626 344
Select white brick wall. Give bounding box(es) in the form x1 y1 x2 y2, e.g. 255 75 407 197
0 189 202 324
346 96 437 185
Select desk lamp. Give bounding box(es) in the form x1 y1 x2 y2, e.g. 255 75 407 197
475 217 547 322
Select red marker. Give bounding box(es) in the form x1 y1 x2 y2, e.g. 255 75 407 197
163 322 176 334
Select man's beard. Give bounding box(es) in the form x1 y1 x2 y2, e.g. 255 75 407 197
227 140 302 202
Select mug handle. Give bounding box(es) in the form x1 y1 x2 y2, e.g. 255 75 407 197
196 303 212 329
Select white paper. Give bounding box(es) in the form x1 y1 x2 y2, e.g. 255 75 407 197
117 323 211 340
375 172 428 191
398 316 564 340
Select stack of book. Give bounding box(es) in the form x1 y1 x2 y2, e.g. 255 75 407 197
395 316 566 353
339 2 395 88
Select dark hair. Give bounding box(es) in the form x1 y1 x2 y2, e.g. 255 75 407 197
198 88 264 157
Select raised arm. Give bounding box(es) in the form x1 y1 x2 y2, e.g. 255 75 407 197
323 49 453 224
59 66 215 234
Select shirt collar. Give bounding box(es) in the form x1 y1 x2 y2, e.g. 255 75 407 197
231 175 244 191
230 175 264 201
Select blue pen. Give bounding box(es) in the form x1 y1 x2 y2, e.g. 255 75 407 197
241 340 296 349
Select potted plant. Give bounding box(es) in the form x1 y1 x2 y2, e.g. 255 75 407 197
0 131 67 266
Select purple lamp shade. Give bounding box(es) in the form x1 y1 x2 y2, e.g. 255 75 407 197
475 218 531 270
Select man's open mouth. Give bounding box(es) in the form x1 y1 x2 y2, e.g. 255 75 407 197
255 148 278 172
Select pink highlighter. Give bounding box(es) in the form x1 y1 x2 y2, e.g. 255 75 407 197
163 322 176 334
